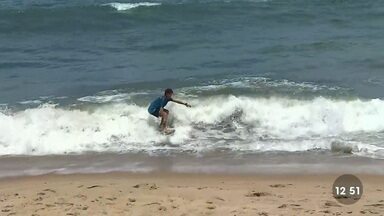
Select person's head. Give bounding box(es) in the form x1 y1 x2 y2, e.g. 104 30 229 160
164 88 173 99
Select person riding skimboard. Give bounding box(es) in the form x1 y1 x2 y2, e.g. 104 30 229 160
148 88 191 133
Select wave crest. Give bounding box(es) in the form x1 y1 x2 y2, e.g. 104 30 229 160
0 96 384 157
104 2 161 11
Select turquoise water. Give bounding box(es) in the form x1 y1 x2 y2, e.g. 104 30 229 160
1 0 384 162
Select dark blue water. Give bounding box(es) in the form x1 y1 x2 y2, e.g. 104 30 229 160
1 0 384 104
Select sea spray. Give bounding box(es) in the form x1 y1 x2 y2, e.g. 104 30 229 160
0 96 384 157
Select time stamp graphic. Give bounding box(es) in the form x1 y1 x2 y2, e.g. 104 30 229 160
332 174 363 205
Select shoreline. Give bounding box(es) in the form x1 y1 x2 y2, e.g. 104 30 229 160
1 152 384 179
1 172 383 215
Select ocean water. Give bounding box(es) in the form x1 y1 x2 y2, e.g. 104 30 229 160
1 0 384 176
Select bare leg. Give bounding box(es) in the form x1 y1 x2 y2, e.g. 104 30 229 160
159 109 169 131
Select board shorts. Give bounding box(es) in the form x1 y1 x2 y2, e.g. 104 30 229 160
149 108 168 118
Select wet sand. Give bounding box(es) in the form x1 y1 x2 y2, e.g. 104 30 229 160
0 173 383 216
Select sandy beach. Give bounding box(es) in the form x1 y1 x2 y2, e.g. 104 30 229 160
0 173 383 216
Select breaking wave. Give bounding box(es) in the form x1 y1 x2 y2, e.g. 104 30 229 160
1 95 384 157
103 2 161 11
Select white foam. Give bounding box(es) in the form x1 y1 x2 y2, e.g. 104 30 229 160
78 93 132 103
78 91 149 103
105 2 161 11
179 76 345 96
0 96 384 157
18 100 42 105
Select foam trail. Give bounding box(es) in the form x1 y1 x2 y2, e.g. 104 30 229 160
105 2 161 11
0 96 384 157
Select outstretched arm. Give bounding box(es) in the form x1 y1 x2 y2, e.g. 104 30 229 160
171 98 191 107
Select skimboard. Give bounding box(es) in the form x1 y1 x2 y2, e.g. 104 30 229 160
162 128 175 135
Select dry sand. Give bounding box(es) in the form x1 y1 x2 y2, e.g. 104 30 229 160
0 173 383 216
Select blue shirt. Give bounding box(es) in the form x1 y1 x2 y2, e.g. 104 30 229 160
148 96 172 113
